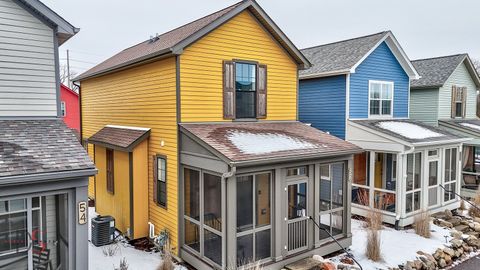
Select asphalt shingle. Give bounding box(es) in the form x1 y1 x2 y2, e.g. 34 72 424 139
411 54 467 89
89 125 150 151
0 120 95 178
300 31 388 78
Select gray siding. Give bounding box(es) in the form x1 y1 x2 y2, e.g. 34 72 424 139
410 88 439 126
0 0 57 117
438 61 478 120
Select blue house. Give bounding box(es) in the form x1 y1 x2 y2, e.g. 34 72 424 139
299 31 470 227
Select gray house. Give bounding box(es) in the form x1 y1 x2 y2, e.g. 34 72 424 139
410 54 480 197
0 0 96 269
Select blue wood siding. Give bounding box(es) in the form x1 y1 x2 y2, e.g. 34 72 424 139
299 75 346 139
349 42 410 119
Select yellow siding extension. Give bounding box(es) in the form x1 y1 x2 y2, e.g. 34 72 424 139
87 144 95 198
132 140 149 239
180 10 298 122
81 58 179 251
94 146 131 233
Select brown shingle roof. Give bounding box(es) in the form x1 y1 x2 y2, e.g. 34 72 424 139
89 125 151 151
75 0 310 81
0 120 95 178
180 122 361 164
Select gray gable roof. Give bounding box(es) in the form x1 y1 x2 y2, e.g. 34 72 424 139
411 54 480 89
0 120 95 179
299 31 419 80
75 0 310 81
300 31 387 78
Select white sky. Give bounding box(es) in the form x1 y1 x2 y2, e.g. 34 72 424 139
41 0 480 75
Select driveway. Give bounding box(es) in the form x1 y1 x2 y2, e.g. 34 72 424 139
450 255 480 270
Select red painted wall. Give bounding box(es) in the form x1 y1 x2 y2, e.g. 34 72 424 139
60 84 80 133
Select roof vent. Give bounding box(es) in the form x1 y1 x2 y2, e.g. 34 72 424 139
149 33 160 43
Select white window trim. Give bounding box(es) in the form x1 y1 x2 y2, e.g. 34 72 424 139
368 80 394 119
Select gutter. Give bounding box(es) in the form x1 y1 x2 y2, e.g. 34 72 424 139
299 70 350 80
0 168 98 186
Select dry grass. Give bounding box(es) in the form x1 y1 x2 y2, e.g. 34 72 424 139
227 259 264 270
468 188 480 218
114 258 129 270
364 207 382 262
157 250 174 270
413 210 431 238
459 199 466 211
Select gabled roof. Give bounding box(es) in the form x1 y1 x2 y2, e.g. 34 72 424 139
75 0 310 81
350 119 467 146
61 84 78 97
299 31 419 80
88 125 151 152
411 54 480 89
14 0 79 45
180 122 361 166
0 120 95 179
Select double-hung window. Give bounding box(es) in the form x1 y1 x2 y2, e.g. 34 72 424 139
369 81 393 117
235 63 257 119
60 101 66 117
156 156 167 207
451 86 466 118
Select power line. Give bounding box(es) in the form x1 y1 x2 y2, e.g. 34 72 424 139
59 58 97 65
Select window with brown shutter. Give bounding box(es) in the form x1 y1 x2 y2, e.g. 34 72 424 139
106 148 114 194
223 60 267 120
451 86 467 118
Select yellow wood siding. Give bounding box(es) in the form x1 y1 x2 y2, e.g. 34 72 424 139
81 58 179 251
180 10 298 122
133 140 149 239
94 146 131 233
88 144 95 198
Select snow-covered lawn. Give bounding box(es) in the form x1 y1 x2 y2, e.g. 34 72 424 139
88 207 162 270
332 219 451 270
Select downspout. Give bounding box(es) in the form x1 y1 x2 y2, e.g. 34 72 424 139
73 81 82 141
395 144 415 229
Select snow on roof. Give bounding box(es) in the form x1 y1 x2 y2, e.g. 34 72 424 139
460 122 480 131
227 131 316 155
377 121 444 140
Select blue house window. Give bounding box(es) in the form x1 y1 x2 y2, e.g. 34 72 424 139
235 63 257 119
369 81 393 117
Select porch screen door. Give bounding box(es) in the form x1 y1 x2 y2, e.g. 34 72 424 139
286 182 308 253
428 160 440 207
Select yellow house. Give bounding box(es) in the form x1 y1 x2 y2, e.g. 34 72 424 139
76 1 360 269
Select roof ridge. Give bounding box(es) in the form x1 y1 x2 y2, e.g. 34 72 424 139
300 30 389 51
119 0 244 53
412 53 467 63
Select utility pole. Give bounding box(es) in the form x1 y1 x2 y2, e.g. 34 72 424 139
66 49 71 88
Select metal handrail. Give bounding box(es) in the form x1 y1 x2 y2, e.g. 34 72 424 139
439 184 480 213
308 216 363 270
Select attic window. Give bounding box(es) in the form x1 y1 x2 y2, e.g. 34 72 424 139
369 81 393 117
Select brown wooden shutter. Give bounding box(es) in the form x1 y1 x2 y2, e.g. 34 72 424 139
153 155 158 203
451 86 457 118
462 87 467 118
223 61 235 119
257 64 267 119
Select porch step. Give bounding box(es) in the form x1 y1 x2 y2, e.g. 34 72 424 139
284 257 322 270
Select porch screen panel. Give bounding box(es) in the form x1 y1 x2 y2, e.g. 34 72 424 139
319 163 345 241
406 153 422 213
184 168 200 252
203 173 222 265
236 173 271 266
444 148 458 202
428 161 439 207
352 153 370 206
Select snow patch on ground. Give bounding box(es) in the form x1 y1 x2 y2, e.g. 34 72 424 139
227 131 315 154
460 123 480 131
377 121 444 140
332 219 451 270
88 207 178 270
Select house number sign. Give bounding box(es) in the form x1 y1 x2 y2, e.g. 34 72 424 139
78 201 87 225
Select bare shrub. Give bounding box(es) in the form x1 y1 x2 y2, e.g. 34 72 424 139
157 250 174 270
468 189 480 218
366 229 382 261
102 244 119 257
414 210 431 238
114 258 128 270
459 199 466 211
366 207 383 231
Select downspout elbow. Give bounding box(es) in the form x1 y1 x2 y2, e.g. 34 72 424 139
222 166 236 181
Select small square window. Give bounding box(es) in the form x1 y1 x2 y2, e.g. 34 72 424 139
61 101 66 117
287 166 307 177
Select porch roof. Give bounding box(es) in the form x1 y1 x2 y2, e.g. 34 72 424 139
439 119 480 143
0 120 95 179
180 122 361 165
350 119 469 146
88 125 151 152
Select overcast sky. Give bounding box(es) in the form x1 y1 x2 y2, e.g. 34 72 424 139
41 0 480 75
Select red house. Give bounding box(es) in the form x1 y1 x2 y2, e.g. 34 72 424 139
60 84 80 133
